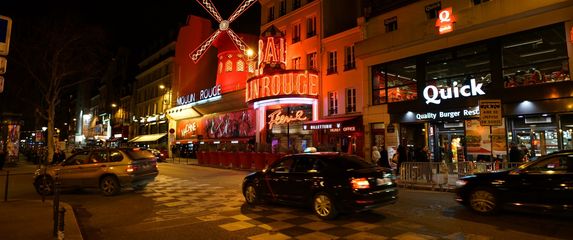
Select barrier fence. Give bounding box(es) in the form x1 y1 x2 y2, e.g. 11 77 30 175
398 161 524 190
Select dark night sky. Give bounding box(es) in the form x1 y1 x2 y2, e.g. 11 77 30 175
0 0 260 131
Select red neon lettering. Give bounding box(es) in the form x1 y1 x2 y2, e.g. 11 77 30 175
297 73 308 94
264 37 277 62
261 76 270 97
258 39 264 68
279 38 286 63
252 78 259 100
271 74 281 95
309 74 318 95
283 73 293 94
267 109 307 129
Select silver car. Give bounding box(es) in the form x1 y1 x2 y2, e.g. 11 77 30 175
34 148 159 196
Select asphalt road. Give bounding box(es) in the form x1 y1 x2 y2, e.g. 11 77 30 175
4 163 573 240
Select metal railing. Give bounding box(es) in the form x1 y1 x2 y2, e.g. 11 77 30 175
398 161 524 190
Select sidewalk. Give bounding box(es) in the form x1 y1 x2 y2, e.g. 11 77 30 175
0 155 83 240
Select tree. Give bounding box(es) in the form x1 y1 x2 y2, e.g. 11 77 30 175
11 12 109 164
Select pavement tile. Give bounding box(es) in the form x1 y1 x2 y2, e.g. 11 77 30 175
163 201 187 207
279 226 315 237
342 221 380 231
321 226 360 237
392 232 438 240
342 232 388 240
296 231 340 240
219 221 257 231
268 213 299 221
258 221 296 231
248 232 291 240
283 216 315 225
300 221 338 231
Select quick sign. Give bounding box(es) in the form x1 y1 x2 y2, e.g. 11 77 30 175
435 7 455 34
414 107 480 120
423 79 485 104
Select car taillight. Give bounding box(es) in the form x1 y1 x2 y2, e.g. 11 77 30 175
350 178 370 189
126 165 139 173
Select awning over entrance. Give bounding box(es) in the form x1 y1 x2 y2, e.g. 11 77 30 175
302 116 360 131
128 133 167 143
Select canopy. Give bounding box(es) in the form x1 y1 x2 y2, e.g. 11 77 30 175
128 133 167 143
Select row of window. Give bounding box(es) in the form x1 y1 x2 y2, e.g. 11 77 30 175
217 59 256 74
327 45 356 74
328 88 357 116
371 23 570 105
138 63 173 88
268 0 315 23
289 16 317 43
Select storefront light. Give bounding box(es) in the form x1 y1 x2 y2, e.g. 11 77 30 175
253 97 316 109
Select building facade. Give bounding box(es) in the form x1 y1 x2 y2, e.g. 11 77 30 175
357 0 573 162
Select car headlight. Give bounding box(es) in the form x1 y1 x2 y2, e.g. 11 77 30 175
455 179 468 187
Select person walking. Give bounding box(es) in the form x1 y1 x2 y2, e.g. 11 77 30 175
397 140 408 175
509 143 522 163
371 146 381 165
0 147 6 170
378 145 391 168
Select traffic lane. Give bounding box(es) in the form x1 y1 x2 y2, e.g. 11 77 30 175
156 163 250 187
384 190 573 240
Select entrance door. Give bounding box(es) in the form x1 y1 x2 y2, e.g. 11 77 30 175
515 128 558 158
436 130 465 163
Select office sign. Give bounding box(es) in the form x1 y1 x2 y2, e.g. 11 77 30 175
479 99 502 126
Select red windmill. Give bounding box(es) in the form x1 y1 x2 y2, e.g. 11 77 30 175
190 0 257 63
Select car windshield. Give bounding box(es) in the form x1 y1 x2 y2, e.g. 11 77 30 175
331 155 373 171
123 148 155 160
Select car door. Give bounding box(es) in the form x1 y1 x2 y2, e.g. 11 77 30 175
533 155 573 209
264 157 295 202
287 156 322 202
80 150 109 187
59 151 91 187
512 155 569 208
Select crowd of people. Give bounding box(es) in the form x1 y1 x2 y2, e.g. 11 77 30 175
509 142 534 162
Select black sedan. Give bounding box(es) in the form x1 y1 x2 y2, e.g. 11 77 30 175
242 152 398 219
455 150 573 215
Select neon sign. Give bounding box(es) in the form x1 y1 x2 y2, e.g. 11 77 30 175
177 85 222 106
423 79 485 104
180 122 197 137
435 7 456 34
267 109 307 129
246 71 319 102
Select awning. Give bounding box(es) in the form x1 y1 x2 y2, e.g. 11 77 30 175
302 117 361 131
128 133 167 143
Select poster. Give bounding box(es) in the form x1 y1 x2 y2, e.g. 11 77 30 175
465 119 491 159
7 124 20 157
491 120 507 156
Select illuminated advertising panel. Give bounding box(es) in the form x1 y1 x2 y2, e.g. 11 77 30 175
435 7 456 35
246 70 319 103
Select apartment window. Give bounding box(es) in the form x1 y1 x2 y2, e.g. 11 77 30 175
218 62 223 74
292 57 301 69
268 6 275 22
307 52 317 70
372 57 418 105
344 45 356 71
236 60 245 72
346 88 356 113
292 23 301 43
248 62 255 73
328 91 338 115
425 2 441 19
472 0 490 5
306 16 317 38
384 16 397 33
327 51 337 75
225 60 233 72
293 0 301 10
279 0 286 16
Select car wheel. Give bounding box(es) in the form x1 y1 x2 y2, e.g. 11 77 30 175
244 184 258 204
313 192 338 220
100 176 121 196
35 176 54 196
133 183 148 191
469 188 498 214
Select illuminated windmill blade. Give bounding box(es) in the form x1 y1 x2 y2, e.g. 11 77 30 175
189 29 222 63
195 0 223 23
228 0 258 23
226 29 256 58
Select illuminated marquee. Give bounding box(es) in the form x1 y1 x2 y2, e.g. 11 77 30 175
177 85 222 106
435 7 456 34
246 71 319 102
267 109 307 129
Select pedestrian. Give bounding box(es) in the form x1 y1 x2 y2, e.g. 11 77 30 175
397 139 408 175
509 142 522 162
378 145 391 168
0 147 6 170
371 146 381 165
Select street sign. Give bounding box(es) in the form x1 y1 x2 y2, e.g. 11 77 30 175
0 56 6 74
479 99 502 126
0 75 4 93
0 15 13 55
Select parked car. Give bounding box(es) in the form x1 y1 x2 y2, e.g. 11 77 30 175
455 150 573 215
242 151 398 219
34 148 159 196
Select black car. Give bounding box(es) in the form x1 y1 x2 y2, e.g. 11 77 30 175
242 152 398 219
455 150 573 215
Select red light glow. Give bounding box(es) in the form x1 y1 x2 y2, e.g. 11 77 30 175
435 7 456 34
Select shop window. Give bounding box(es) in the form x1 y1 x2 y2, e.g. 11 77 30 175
384 16 398 33
425 2 441 19
218 62 223 74
425 43 492 97
236 60 245 72
502 24 570 88
328 91 338 115
307 16 317 38
371 57 417 105
225 60 233 72
327 51 337 75
307 52 317 70
344 45 356 71
292 23 301 43
346 88 356 113
292 57 301 69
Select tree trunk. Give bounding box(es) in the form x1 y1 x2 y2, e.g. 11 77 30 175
47 102 55 165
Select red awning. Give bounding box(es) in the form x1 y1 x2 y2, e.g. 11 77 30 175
303 117 360 130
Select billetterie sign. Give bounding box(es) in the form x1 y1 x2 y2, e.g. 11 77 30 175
246 70 319 102
423 79 485 104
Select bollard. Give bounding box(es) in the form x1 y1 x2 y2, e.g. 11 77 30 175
57 207 66 240
4 170 9 202
53 170 61 238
